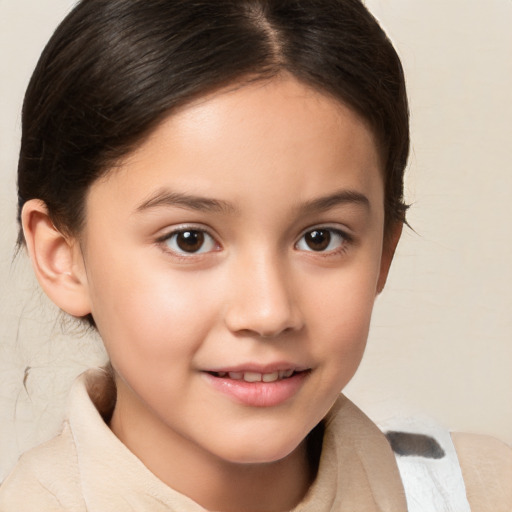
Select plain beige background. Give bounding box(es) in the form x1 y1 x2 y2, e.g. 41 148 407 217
1 0 511 482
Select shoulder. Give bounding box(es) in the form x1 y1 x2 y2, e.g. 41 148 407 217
319 396 409 511
0 423 85 512
452 432 512 512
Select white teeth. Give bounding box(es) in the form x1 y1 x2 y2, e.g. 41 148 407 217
262 372 279 382
243 372 262 383
219 370 296 381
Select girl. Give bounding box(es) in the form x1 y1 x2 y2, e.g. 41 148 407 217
1 0 510 510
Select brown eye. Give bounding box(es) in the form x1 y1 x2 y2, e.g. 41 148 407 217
304 229 331 251
176 231 204 252
296 228 347 253
163 229 216 254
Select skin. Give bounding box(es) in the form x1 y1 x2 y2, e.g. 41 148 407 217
23 75 401 512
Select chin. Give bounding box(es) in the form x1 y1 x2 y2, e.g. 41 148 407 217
216 432 306 466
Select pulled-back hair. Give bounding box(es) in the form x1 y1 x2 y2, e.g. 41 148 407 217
17 0 409 243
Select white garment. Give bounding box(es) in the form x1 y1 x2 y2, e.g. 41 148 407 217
379 416 471 512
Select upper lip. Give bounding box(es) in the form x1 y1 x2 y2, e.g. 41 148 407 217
204 362 310 374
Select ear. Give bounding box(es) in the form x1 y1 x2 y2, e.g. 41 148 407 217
376 221 403 294
21 199 91 317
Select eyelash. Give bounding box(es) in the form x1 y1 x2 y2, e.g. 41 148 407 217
156 225 352 258
295 226 352 256
156 226 220 258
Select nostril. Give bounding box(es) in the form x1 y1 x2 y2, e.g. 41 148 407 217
259 325 296 339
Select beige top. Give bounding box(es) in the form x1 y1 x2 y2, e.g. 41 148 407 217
0 369 510 511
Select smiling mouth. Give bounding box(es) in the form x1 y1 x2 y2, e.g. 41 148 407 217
207 369 305 383
204 368 310 407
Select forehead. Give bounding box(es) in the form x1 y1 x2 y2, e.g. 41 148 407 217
88 76 383 221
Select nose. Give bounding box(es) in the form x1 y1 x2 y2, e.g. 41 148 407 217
223 252 304 338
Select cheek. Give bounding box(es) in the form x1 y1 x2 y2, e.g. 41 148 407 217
85 250 221 367
303 261 380 377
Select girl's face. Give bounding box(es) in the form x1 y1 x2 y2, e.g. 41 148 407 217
78 76 392 466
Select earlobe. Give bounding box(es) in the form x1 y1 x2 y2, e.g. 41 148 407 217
21 199 91 317
376 221 403 294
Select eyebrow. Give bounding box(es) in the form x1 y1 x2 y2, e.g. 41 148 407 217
135 188 370 216
135 189 237 214
298 189 370 216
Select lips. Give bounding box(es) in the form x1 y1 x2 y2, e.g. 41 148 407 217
207 369 296 383
203 366 310 407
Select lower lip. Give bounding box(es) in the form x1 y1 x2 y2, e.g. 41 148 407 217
203 371 309 408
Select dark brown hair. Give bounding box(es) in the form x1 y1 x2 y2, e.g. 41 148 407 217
17 0 409 244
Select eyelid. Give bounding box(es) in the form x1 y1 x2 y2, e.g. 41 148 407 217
296 223 353 241
295 225 353 253
155 224 221 256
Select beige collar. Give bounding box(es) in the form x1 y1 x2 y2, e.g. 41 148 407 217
69 369 406 511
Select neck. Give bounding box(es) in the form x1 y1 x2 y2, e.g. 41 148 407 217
110 379 313 512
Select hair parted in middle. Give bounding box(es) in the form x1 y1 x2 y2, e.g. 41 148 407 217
17 0 409 244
